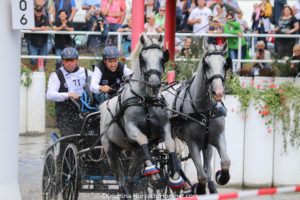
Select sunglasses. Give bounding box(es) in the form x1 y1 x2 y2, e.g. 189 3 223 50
159 9 165 11
35 9 42 12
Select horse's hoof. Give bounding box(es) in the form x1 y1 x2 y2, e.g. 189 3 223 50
144 165 159 176
191 183 206 194
168 176 184 189
215 170 230 185
208 181 218 193
182 188 192 197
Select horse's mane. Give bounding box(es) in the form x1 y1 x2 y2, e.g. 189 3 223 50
130 34 164 73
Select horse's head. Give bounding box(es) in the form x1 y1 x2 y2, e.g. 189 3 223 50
137 34 169 96
202 40 232 102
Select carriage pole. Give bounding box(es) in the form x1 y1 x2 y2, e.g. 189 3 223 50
176 185 300 200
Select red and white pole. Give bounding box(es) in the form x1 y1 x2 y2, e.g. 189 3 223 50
177 185 300 200
165 0 177 61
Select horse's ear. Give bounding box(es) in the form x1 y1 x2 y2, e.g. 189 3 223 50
203 39 209 52
222 41 228 54
158 34 163 43
140 34 145 45
225 56 232 71
163 49 170 63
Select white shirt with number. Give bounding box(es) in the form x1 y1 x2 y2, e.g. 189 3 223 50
188 7 212 34
46 67 92 102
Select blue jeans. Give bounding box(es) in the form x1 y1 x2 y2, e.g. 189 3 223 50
94 92 109 105
108 23 121 46
27 39 48 65
228 45 247 60
55 48 63 70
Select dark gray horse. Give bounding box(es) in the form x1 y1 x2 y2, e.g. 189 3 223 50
100 34 184 197
161 41 232 195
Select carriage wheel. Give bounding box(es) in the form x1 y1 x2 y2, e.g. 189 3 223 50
61 144 79 200
42 148 57 200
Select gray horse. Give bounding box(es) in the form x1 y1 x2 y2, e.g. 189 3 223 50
161 41 232 195
100 34 184 197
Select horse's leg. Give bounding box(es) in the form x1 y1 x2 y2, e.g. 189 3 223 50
125 122 159 180
188 140 207 195
101 134 130 199
162 123 184 190
210 118 231 186
203 145 218 193
127 150 144 194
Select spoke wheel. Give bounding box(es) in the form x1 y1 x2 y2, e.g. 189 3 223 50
61 144 79 200
42 149 57 200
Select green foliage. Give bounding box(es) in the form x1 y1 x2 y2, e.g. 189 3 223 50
20 64 32 87
226 76 300 150
271 58 299 77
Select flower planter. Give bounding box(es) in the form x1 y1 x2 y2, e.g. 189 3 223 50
213 95 245 186
27 72 45 134
243 100 274 187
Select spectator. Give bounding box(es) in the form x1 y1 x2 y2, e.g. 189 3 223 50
53 9 75 70
213 3 226 25
181 0 197 31
207 18 226 46
274 0 287 23
101 0 121 46
252 41 271 75
252 3 260 32
224 0 240 11
85 5 109 55
90 46 132 105
156 5 166 32
144 12 162 33
292 0 300 42
114 0 126 24
271 5 299 58
291 44 300 76
117 16 132 57
210 0 237 17
51 0 76 22
223 12 251 72
188 0 213 34
258 0 272 48
236 10 249 33
145 0 159 18
27 5 50 71
82 0 102 13
180 37 195 58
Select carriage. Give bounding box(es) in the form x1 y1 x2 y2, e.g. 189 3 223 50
41 92 178 200
42 35 233 199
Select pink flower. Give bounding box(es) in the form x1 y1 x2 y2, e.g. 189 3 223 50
268 129 272 134
258 110 262 115
281 113 284 117
257 84 261 89
269 84 276 88
271 79 274 83
281 95 285 100
282 101 286 105
121 57 126 61
231 108 235 112
263 109 269 116
263 80 269 83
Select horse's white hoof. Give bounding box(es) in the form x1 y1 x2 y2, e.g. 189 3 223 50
168 176 184 189
144 165 159 176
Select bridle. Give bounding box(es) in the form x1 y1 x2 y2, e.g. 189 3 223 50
138 44 165 82
202 51 227 84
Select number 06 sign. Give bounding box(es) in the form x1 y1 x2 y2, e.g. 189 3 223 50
12 0 34 29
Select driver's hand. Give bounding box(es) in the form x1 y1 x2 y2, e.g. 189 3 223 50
68 93 79 100
100 85 111 93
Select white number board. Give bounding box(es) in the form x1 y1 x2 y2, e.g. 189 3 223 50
12 0 34 29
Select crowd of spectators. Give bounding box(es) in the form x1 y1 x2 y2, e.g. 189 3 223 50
25 0 300 76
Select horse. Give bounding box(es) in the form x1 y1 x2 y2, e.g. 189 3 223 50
161 41 232 195
100 34 185 198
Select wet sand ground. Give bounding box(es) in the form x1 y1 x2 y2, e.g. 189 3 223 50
19 132 300 200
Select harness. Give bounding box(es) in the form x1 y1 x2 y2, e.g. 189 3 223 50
103 43 167 138
171 51 228 149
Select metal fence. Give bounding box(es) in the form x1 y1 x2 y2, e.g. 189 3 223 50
21 30 300 66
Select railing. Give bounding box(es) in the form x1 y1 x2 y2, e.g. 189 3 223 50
21 30 300 65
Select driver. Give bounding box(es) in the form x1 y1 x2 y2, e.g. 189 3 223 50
46 47 92 137
90 46 132 105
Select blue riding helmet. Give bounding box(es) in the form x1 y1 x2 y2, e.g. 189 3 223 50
61 47 79 60
102 46 120 59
